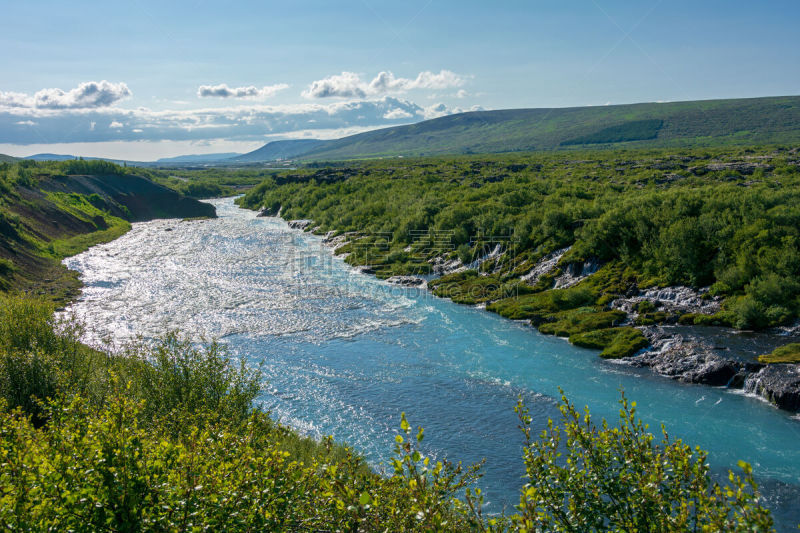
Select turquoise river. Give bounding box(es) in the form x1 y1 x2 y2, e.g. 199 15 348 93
63 198 800 530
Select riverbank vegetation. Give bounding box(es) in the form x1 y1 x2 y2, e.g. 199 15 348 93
239 145 800 357
0 294 776 530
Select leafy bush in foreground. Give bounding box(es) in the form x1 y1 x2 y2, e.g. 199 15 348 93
509 394 774 532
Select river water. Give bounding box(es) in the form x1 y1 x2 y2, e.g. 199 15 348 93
63 198 800 529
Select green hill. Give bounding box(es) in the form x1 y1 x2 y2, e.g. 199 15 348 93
0 154 19 163
297 95 800 160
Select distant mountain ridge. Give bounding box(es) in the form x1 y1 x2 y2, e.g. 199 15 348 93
232 139 327 162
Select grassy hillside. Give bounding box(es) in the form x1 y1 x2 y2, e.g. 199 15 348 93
240 144 800 358
0 159 214 303
298 96 800 160
0 154 19 163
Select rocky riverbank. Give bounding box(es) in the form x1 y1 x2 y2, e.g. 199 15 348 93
609 287 800 411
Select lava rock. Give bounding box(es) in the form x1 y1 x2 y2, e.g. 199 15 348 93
744 364 800 411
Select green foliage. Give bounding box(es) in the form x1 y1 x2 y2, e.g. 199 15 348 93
430 271 528 305
146 167 269 198
0 295 88 424
569 327 650 358
511 393 775 532
537 309 626 337
127 333 261 432
62 158 126 176
758 343 800 364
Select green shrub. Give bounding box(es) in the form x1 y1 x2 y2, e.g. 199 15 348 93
511 393 774 531
634 311 670 326
125 333 261 432
0 295 63 355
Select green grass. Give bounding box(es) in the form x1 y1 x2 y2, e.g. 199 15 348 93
537 308 626 337
45 217 131 258
570 327 650 359
758 343 800 364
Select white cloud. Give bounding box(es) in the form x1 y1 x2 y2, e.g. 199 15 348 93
302 72 366 99
421 103 450 119
383 108 413 120
197 83 289 99
15 120 36 126
456 89 468 99
132 128 143 133
0 96 466 145
303 70 465 99
0 81 131 109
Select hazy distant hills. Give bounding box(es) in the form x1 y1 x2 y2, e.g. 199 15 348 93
155 153 242 163
0 154 19 163
25 153 81 161
232 139 327 162
295 96 800 160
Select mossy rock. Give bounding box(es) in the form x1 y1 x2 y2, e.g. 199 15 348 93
635 311 669 326
758 343 800 364
570 327 650 359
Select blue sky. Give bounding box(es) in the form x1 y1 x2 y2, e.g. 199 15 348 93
1 0 798 159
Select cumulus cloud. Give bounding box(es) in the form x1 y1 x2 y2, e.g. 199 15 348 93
109 121 124 128
303 70 465 99
0 81 131 110
197 83 289 99
302 72 367 99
